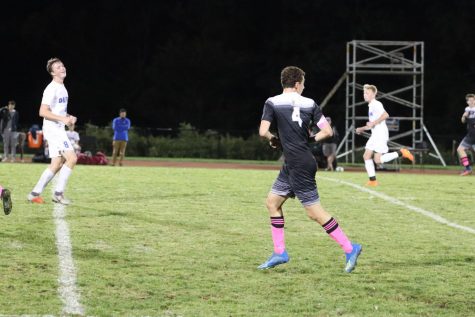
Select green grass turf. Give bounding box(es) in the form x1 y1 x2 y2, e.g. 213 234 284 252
0 163 474 316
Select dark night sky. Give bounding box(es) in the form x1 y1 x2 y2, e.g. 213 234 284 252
2 0 475 139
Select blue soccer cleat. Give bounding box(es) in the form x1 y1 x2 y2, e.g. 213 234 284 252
345 243 362 273
257 250 289 270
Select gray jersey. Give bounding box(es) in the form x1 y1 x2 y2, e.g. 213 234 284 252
261 92 327 165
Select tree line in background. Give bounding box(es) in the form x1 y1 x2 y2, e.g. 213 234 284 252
79 123 462 165
83 123 281 161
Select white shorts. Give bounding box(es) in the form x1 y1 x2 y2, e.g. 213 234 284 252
365 134 389 154
43 129 74 158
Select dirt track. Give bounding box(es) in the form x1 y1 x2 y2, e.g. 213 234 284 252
121 160 458 175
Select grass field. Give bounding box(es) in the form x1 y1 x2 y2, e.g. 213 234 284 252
0 163 474 316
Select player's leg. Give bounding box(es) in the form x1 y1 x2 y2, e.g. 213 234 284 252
258 193 290 270
28 135 65 204
53 146 77 205
292 160 362 273
0 185 12 215
10 132 19 162
457 137 472 175
326 144 337 171
111 141 119 166
28 156 63 204
2 132 10 162
258 167 292 269
381 149 414 163
266 192 287 252
118 141 127 166
305 203 362 273
363 148 378 186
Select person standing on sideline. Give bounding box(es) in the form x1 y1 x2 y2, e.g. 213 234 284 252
0 100 20 162
258 66 362 273
355 84 414 186
456 93 475 176
27 58 77 205
111 108 131 166
322 116 339 171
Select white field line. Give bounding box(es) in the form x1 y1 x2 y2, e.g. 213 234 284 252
320 176 475 235
52 185 85 315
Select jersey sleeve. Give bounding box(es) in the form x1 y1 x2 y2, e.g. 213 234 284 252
312 103 329 129
41 85 56 107
375 101 386 115
261 100 275 122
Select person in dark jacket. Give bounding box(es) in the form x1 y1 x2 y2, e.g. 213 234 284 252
1 100 20 162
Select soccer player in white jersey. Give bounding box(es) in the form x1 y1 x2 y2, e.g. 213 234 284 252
356 84 414 186
27 58 77 205
258 66 362 273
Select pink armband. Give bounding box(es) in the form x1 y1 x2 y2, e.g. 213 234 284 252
317 115 329 129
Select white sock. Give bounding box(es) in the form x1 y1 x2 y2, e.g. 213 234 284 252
364 159 376 178
32 168 55 194
54 165 73 194
381 152 399 163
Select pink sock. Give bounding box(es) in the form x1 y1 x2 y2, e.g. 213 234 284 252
322 217 353 253
0 185 3 196
271 217 285 254
461 156 470 167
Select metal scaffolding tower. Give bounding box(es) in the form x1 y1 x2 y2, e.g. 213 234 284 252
337 40 446 166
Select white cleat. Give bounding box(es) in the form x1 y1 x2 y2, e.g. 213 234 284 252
52 193 71 205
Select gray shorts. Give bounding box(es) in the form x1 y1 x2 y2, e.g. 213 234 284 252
271 160 320 207
322 143 337 157
460 135 475 150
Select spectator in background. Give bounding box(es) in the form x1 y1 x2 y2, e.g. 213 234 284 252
0 100 20 162
66 123 81 154
111 108 131 166
322 117 339 171
457 93 475 176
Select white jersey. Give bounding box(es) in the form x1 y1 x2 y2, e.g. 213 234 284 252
41 80 68 133
368 99 388 140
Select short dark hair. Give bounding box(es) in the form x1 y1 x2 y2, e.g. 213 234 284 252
8 100 15 106
46 57 62 74
465 94 475 100
281 66 305 88
119 108 127 113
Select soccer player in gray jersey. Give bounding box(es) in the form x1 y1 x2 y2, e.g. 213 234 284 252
257 66 362 273
457 93 475 176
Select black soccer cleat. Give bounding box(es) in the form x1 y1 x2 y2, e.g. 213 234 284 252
2 188 12 215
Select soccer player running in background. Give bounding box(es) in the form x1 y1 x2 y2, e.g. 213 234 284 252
27 58 77 205
456 93 475 176
355 84 414 186
258 66 362 273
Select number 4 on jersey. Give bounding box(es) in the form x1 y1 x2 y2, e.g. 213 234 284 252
292 106 302 127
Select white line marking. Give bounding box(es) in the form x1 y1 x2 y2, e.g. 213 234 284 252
52 187 84 315
320 176 475 235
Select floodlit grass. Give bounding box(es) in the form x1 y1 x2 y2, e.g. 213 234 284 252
0 163 474 316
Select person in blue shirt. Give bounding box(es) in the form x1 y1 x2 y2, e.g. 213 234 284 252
111 108 131 166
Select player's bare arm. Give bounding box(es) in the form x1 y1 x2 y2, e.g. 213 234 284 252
461 111 468 123
259 120 280 148
314 123 333 142
39 104 76 126
356 111 389 134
